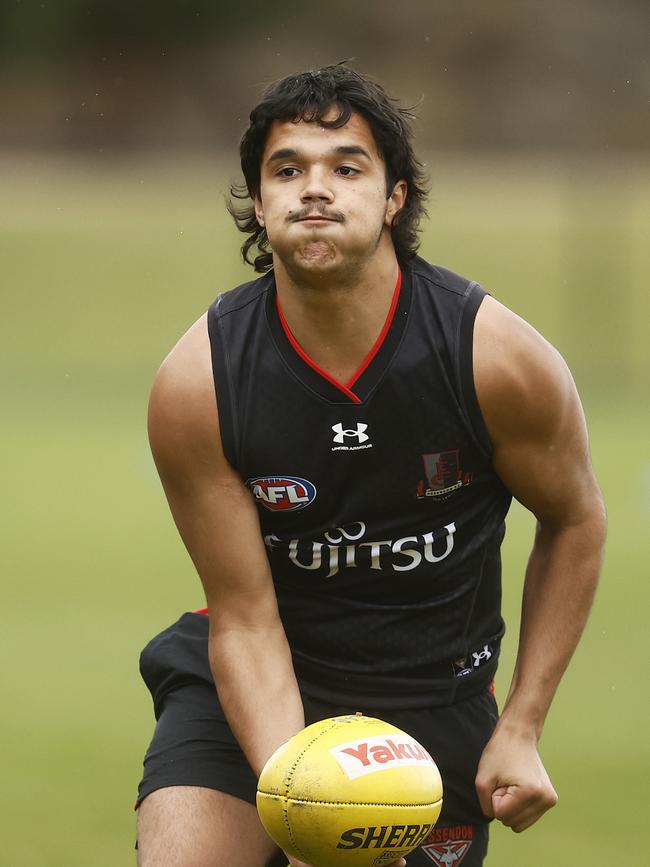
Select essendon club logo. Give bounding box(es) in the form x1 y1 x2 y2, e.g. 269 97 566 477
417 450 473 500
331 734 435 780
247 476 316 512
421 825 473 865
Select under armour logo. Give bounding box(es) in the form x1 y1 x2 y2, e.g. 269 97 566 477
332 423 369 444
471 645 492 667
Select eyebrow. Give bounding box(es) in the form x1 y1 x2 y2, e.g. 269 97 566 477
265 144 373 165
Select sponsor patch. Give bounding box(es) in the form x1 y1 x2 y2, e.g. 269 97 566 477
331 422 373 452
247 476 316 511
417 450 473 500
421 825 474 865
264 520 456 579
452 643 495 678
331 734 435 780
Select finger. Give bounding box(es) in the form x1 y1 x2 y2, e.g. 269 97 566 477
512 792 558 832
511 811 545 833
504 802 551 833
494 786 558 831
491 785 514 818
492 786 522 823
508 785 557 818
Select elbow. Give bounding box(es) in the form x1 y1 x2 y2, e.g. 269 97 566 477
536 490 607 558
590 489 608 548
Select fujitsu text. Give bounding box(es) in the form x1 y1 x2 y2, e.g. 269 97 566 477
263 521 456 578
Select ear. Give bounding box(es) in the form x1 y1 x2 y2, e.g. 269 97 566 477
253 194 265 227
385 180 407 226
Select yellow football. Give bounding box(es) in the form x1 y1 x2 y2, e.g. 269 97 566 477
256 714 443 867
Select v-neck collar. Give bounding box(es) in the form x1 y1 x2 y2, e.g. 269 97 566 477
267 267 412 405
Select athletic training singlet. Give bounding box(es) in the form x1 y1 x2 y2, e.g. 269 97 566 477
207 256 512 708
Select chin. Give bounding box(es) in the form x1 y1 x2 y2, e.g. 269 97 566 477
272 238 371 283
279 241 344 278
297 239 338 262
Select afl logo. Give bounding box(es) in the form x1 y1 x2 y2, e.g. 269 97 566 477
247 476 317 512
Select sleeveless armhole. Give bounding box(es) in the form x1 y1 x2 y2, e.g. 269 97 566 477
206 297 239 470
457 282 492 459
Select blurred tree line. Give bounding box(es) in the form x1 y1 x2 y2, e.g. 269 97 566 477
0 0 648 150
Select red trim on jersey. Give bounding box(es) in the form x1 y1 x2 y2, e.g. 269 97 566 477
346 268 402 388
276 299 361 403
195 607 208 615
275 267 401 403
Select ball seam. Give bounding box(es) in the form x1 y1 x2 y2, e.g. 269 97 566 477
282 797 442 808
281 717 342 860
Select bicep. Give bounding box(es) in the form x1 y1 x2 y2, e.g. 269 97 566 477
490 374 597 527
475 297 601 527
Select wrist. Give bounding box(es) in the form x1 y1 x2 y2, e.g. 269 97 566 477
496 700 546 743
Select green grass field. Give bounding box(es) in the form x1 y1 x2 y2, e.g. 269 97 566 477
2 152 648 865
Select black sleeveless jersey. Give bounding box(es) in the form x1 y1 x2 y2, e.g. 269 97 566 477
207 256 512 708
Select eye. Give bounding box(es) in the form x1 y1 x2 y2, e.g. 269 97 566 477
278 167 300 178
337 166 359 177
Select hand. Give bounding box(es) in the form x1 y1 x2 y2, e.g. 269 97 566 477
475 724 558 833
286 856 407 866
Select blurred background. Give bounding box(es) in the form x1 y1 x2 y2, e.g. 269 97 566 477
2 1 648 864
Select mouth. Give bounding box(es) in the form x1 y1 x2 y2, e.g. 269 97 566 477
297 216 338 224
291 209 343 225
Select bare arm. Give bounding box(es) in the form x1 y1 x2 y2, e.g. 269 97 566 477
148 316 407 867
473 296 606 832
148 314 304 776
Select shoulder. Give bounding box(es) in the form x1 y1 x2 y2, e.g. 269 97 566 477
209 271 274 320
151 314 213 409
408 255 479 298
473 296 578 446
148 314 221 468
150 270 273 443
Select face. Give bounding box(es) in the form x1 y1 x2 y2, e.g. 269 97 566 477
253 110 407 280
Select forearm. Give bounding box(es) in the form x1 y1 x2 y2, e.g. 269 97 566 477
500 509 606 739
209 619 305 776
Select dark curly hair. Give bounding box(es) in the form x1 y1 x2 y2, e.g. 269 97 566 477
228 64 428 273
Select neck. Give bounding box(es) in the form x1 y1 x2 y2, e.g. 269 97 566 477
273 245 401 385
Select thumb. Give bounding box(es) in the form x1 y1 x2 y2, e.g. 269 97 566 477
492 785 514 820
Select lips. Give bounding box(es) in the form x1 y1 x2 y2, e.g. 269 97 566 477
291 208 343 223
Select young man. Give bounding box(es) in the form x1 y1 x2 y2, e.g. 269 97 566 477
135 66 606 867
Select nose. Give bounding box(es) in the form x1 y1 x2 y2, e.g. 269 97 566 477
299 168 334 203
